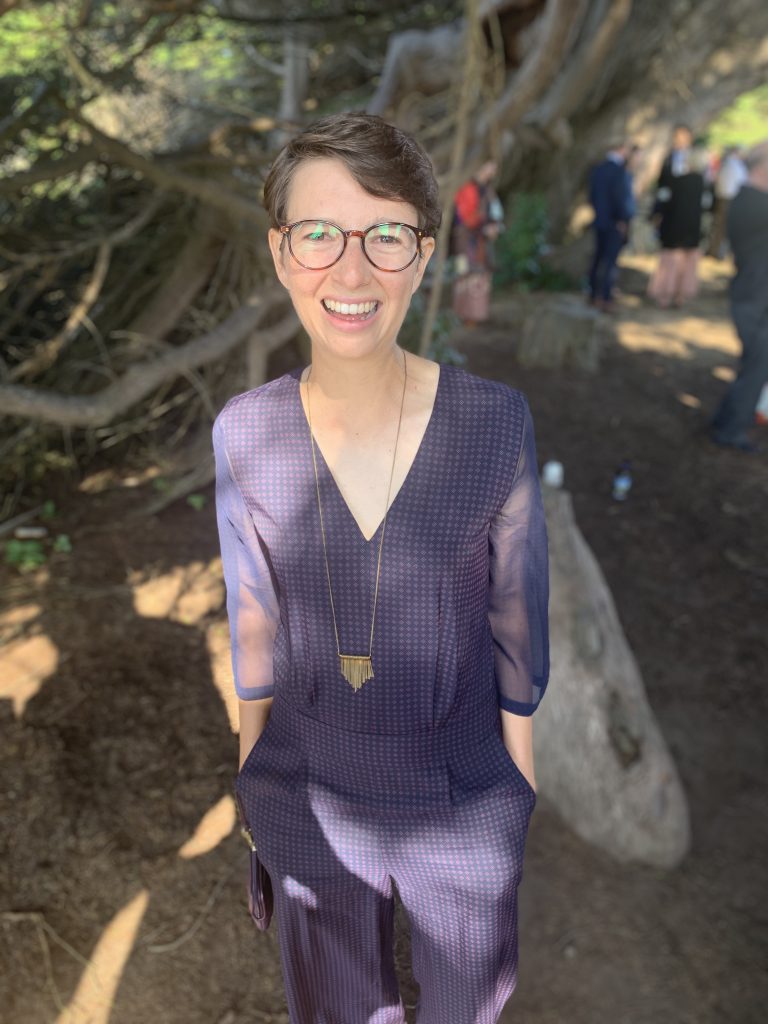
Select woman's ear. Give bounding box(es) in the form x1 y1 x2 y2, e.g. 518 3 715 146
268 228 290 289
411 236 436 293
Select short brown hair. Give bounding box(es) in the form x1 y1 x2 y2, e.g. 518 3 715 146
262 112 442 235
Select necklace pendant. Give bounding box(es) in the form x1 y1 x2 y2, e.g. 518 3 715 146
338 654 374 691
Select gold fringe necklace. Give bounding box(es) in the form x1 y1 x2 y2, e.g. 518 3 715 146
304 352 408 690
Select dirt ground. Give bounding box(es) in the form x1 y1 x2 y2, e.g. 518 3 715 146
1 254 766 1024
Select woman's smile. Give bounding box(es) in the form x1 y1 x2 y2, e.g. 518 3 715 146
321 297 380 325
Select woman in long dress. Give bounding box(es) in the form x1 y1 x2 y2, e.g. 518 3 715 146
213 112 550 1024
648 145 712 308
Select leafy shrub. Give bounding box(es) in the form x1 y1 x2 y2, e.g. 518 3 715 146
398 291 466 366
494 193 574 292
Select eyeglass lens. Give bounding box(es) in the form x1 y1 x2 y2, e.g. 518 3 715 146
288 221 418 270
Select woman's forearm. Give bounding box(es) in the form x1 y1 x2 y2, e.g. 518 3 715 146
238 697 274 770
500 708 536 792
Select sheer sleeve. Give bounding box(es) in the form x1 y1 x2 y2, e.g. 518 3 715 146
488 397 550 716
213 415 279 701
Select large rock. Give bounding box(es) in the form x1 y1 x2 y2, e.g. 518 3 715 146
535 486 690 869
517 294 615 371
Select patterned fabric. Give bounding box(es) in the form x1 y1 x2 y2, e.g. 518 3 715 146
213 363 549 720
213 363 550 1023
236 690 536 1023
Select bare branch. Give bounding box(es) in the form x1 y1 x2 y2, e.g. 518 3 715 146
479 0 586 137
9 242 112 382
0 80 51 145
0 148 99 193
68 113 268 227
528 0 633 130
0 191 166 267
243 42 283 77
62 40 103 94
0 293 296 428
419 0 485 356
122 206 223 356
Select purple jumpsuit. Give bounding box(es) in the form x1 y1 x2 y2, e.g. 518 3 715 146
213 363 550 1024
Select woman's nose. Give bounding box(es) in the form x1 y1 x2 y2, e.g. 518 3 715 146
332 236 372 286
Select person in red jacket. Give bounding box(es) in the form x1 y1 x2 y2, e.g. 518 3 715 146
451 160 504 326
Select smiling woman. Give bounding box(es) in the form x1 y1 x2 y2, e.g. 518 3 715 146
212 112 550 1024
265 152 435 356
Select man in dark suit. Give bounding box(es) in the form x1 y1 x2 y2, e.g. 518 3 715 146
588 142 634 311
710 140 768 453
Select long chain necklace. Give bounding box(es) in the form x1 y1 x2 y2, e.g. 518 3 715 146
304 351 408 691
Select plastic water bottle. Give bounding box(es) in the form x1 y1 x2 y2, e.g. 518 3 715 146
612 460 632 501
541 460 564 488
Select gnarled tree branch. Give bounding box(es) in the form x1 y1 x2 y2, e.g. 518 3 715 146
0 147 99 193
0 291 296 427
526 0 633 131
9 241 112 382
55 109 269 227
479 0 586 138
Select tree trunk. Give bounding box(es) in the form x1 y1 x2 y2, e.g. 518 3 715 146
365 0 768 223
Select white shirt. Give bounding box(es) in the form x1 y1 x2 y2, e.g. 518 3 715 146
716 155 748 200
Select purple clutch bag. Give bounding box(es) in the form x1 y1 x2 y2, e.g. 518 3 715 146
235 791 273 931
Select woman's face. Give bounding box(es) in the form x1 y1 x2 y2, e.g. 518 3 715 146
268 157 435 362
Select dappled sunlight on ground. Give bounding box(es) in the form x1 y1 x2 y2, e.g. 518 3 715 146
617 314 739 358
129 558 224 623
55 890 149 1024
609 253 741 363
128 556 240 731
0 603 58 716
178 794 237 860
206 618 239 732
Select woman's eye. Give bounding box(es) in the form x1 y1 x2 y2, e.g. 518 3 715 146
304 223 338 243
370 225 404 245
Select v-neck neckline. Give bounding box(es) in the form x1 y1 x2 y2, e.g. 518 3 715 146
294 362 445 544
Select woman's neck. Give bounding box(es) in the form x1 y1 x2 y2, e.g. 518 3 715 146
303 345 407 412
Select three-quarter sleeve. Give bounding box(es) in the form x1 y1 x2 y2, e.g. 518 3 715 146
488 397 550 716
213 415 280 701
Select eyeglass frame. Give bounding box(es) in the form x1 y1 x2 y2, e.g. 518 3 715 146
278 220 431 273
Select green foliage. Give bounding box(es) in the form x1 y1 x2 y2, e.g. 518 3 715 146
186 493 207 511
4 538 47 572
3 530 72 571
493 193 574 292
398 291 466 366
147 16 254 84
707 84 768 149
0 3 68 78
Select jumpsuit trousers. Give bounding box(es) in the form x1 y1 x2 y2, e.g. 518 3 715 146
236 690 536 1024
214 364 550 1024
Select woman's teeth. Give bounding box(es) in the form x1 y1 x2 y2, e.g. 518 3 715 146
323 299 378 316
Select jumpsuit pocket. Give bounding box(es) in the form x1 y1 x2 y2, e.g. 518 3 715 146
236 711 276 781
493 733 537 803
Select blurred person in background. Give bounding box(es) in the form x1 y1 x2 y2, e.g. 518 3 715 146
587 140 635 312
708 145 748 259
648 139 712 308
710 140 768 453
451 160 504 326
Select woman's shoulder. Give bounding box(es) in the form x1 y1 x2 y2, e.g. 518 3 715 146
214 370 299 436
442 363 531 422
